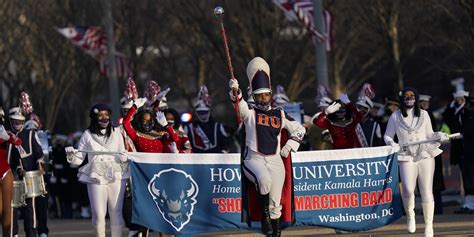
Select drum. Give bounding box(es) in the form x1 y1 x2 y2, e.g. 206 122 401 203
24 170 47 198
12 180 26 208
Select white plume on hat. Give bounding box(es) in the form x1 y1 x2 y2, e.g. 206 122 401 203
453 90 469 98
25 120 40 130
451 77 469 98
356 83 375 109
194 85 211 111
246 57 271 94
316 85 332 107
273 85 290 105
9 107 25 121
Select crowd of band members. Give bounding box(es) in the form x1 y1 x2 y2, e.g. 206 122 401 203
0 75 472 237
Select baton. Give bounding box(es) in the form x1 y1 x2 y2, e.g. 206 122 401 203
214 6 241 124
400 133 462 149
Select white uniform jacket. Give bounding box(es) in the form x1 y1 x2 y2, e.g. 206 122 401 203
68 129 129 184
237 99 305 156
384 109 442 161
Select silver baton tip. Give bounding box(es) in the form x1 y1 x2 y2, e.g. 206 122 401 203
214 6 224 16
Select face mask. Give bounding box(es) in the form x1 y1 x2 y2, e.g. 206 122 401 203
335 109 346 119
254 101 271 111
141 121 154 132
13 124 24 132
404 98 415 108
98 118 109 128
196 111 210 122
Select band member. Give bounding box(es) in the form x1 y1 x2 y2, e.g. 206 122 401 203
312 93 364 149
24 117 50 237
355 83 383 147
0 107 21 237
183 85 232 153
459 96 474 214
163 108 192 153
123 98 177 153
384 87 449 237
230 57 305 236
65 103 129 237
9 107 45 237
308 86 333 150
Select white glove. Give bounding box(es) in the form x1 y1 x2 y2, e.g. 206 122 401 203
340 93 350 104
156 111 168 127
387 140 400 152
134 97 147 108
157 88 171 101
170 142 179 154
325 103 341 114
229 89 242 102
435 132 450 142
280 140 300 158
229 78 239 90
65 146 78 162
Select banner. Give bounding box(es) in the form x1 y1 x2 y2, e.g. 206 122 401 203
129 146 401 235
293 147 402 231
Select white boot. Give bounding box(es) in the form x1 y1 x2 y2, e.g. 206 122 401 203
422 202 434 237
111 225 124 237
402 197 416 233
95 225 106 237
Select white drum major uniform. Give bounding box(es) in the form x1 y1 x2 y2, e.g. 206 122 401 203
229 57 305 236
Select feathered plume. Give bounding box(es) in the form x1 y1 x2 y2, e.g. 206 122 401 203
20 91 34 115
275 85 286 96
143 80 161 102
124 77 138 100
197 85 212 107
318 85 331 98
359 83 375 99
30 113 43 130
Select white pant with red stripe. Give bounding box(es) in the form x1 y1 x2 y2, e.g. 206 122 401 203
242 149 285 219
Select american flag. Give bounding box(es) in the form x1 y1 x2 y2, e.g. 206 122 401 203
272 0 327 43
57 26 132 78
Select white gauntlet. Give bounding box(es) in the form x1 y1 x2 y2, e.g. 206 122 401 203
280 139 300 158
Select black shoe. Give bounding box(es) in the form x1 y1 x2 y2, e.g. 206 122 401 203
271 218 281 237
454 207 474 214
260 194 273 235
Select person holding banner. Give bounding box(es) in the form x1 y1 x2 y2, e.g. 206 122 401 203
65 103 129 237
312 93 364 149
229 57 305 236
0 108 21 237
384 87 449 237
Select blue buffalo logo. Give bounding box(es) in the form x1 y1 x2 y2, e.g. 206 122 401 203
148 168 199 231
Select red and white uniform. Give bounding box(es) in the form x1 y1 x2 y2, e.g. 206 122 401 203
123 105 178 153
0 126 20 179
312 103 363 149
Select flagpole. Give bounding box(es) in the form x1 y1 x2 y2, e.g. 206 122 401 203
104 0 120 124
313 0 329 88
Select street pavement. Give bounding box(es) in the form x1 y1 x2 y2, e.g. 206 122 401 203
16 197 474 236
